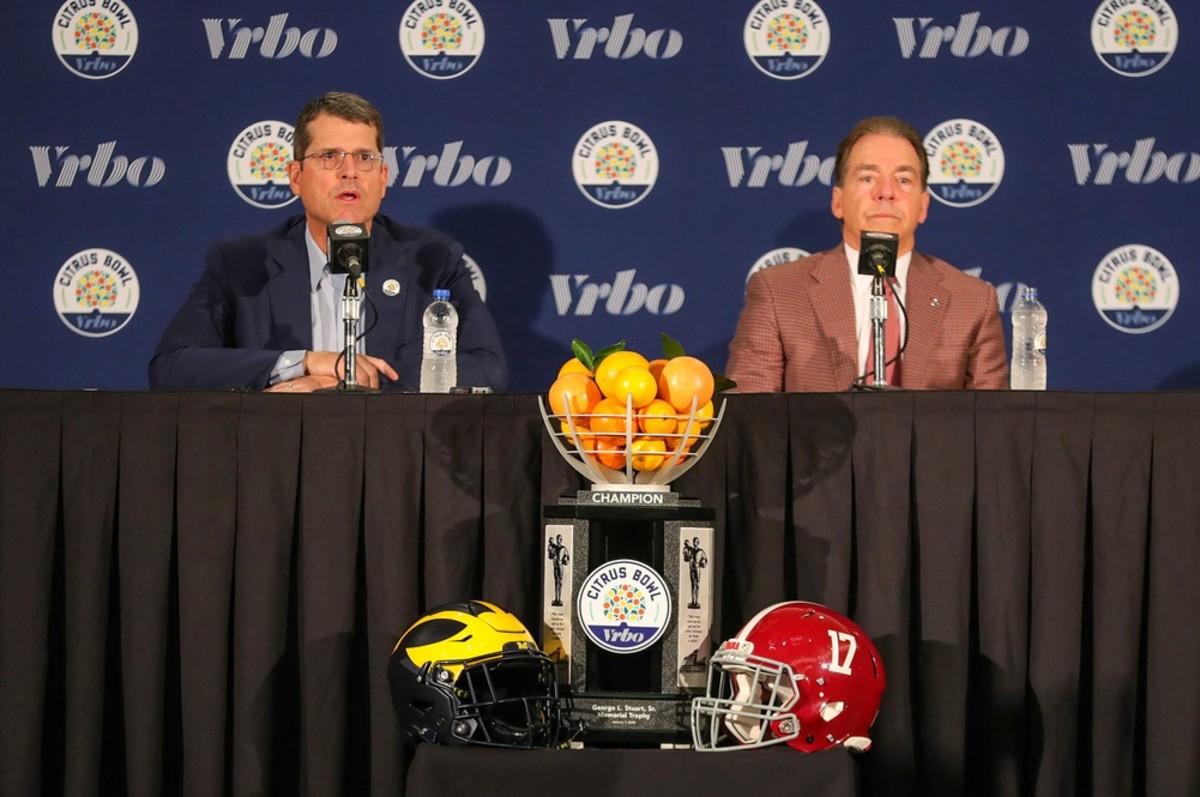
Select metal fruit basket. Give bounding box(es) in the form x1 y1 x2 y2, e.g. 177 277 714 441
539 394 725 487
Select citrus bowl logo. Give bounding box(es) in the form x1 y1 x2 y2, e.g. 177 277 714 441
743 0 831 80
1092 244 1178 334
399 0 485 80
578 558 671 654
462 252 487 301
227 121 298 209
1091 0 1177 77
53 0 139 79
747 247 811 285
925 118 1005 208
54 248 139 337
573 121 659 209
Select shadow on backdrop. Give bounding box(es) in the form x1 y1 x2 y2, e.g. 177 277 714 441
431 203 562 392
1156 360 1200 390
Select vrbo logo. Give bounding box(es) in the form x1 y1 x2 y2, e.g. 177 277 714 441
549 270 685 316
893 11 1029 58
721 142 835 187
547 14 682 59
603 627 647 644
202 13 337 59
31 142 165 188
1068 138 1200 185
383 141 512 188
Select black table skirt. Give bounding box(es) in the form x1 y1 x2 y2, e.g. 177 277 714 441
405 745 856 796
1 390 1197 796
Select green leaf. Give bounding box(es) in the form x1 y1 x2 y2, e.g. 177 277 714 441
593 341 626 367
660 333 685 359
570 339 595 372
714 373 737 393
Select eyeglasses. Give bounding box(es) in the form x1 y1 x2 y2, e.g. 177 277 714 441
298 148 384 171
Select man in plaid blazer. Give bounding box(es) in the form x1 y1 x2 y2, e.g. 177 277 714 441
726 117 1008 393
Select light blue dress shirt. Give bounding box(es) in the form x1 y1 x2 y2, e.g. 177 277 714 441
269 228 357 384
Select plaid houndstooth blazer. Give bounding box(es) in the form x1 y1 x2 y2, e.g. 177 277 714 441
725 247 1009 392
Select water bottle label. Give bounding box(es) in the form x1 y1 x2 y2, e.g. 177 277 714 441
428 330 454 356
1034 330 1047 355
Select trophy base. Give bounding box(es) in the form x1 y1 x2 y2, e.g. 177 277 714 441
567 691 693 746
542 491 714 747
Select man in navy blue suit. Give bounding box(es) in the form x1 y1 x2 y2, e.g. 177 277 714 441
149 92 507 392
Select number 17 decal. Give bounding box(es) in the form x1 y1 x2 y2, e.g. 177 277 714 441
827 629 857 675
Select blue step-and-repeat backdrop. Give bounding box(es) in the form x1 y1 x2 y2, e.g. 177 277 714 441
4 1 1198 392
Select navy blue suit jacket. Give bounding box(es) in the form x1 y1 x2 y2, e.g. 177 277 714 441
149 215 507 391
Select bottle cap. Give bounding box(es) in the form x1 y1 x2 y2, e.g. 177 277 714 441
433 288 450 300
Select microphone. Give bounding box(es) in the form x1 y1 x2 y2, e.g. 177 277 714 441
327 220 370 281
321 220 375 393
857 231 898 278
856 231 901 390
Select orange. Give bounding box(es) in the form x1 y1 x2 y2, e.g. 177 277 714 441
647 358 668 385
638 399 679 436
589 397 634 443
560 417 591 435
548 372 601 421
563 426 595 455
589 438 627 470
557 357 591 379
611 366 658 409
630 437 667 471
657 356 715 413
676 400 714 436
593 351 650 399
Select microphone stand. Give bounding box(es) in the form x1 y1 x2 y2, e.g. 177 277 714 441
316 264 379 393
340 268 362 389
869 272 891 388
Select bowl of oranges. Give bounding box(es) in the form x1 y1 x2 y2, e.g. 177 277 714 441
539 336 733 487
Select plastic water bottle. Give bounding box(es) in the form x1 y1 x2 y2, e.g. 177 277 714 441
1010 286 1047 390
420 288 458 393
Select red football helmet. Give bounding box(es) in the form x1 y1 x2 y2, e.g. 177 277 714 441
691 601 886 753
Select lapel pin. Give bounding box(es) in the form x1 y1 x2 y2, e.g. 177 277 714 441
383 279 401 297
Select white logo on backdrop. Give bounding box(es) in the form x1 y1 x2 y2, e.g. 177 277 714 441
722 142 835 187
549 270 684 317
201 13 337 59
226 121 297 209
30 142 165 188
399 0 485 79
53 0 139 79
743 0 831 80
893 11 1029 59
1091 0 1177 77
1068 138 1200 185
53 248 140 337
382 142 512 188
461 253 487 302
924 118 1006 208
572 122 659 209
548 14 683 59
1092 244 1178 334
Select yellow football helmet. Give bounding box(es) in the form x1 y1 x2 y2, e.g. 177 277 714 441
388 600 572 747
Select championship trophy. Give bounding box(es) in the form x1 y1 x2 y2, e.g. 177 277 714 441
539 353 723 745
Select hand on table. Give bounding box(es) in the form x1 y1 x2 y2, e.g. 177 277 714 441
266 350 399 392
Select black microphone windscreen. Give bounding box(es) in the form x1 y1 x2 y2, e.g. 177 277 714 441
857 231 899 277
